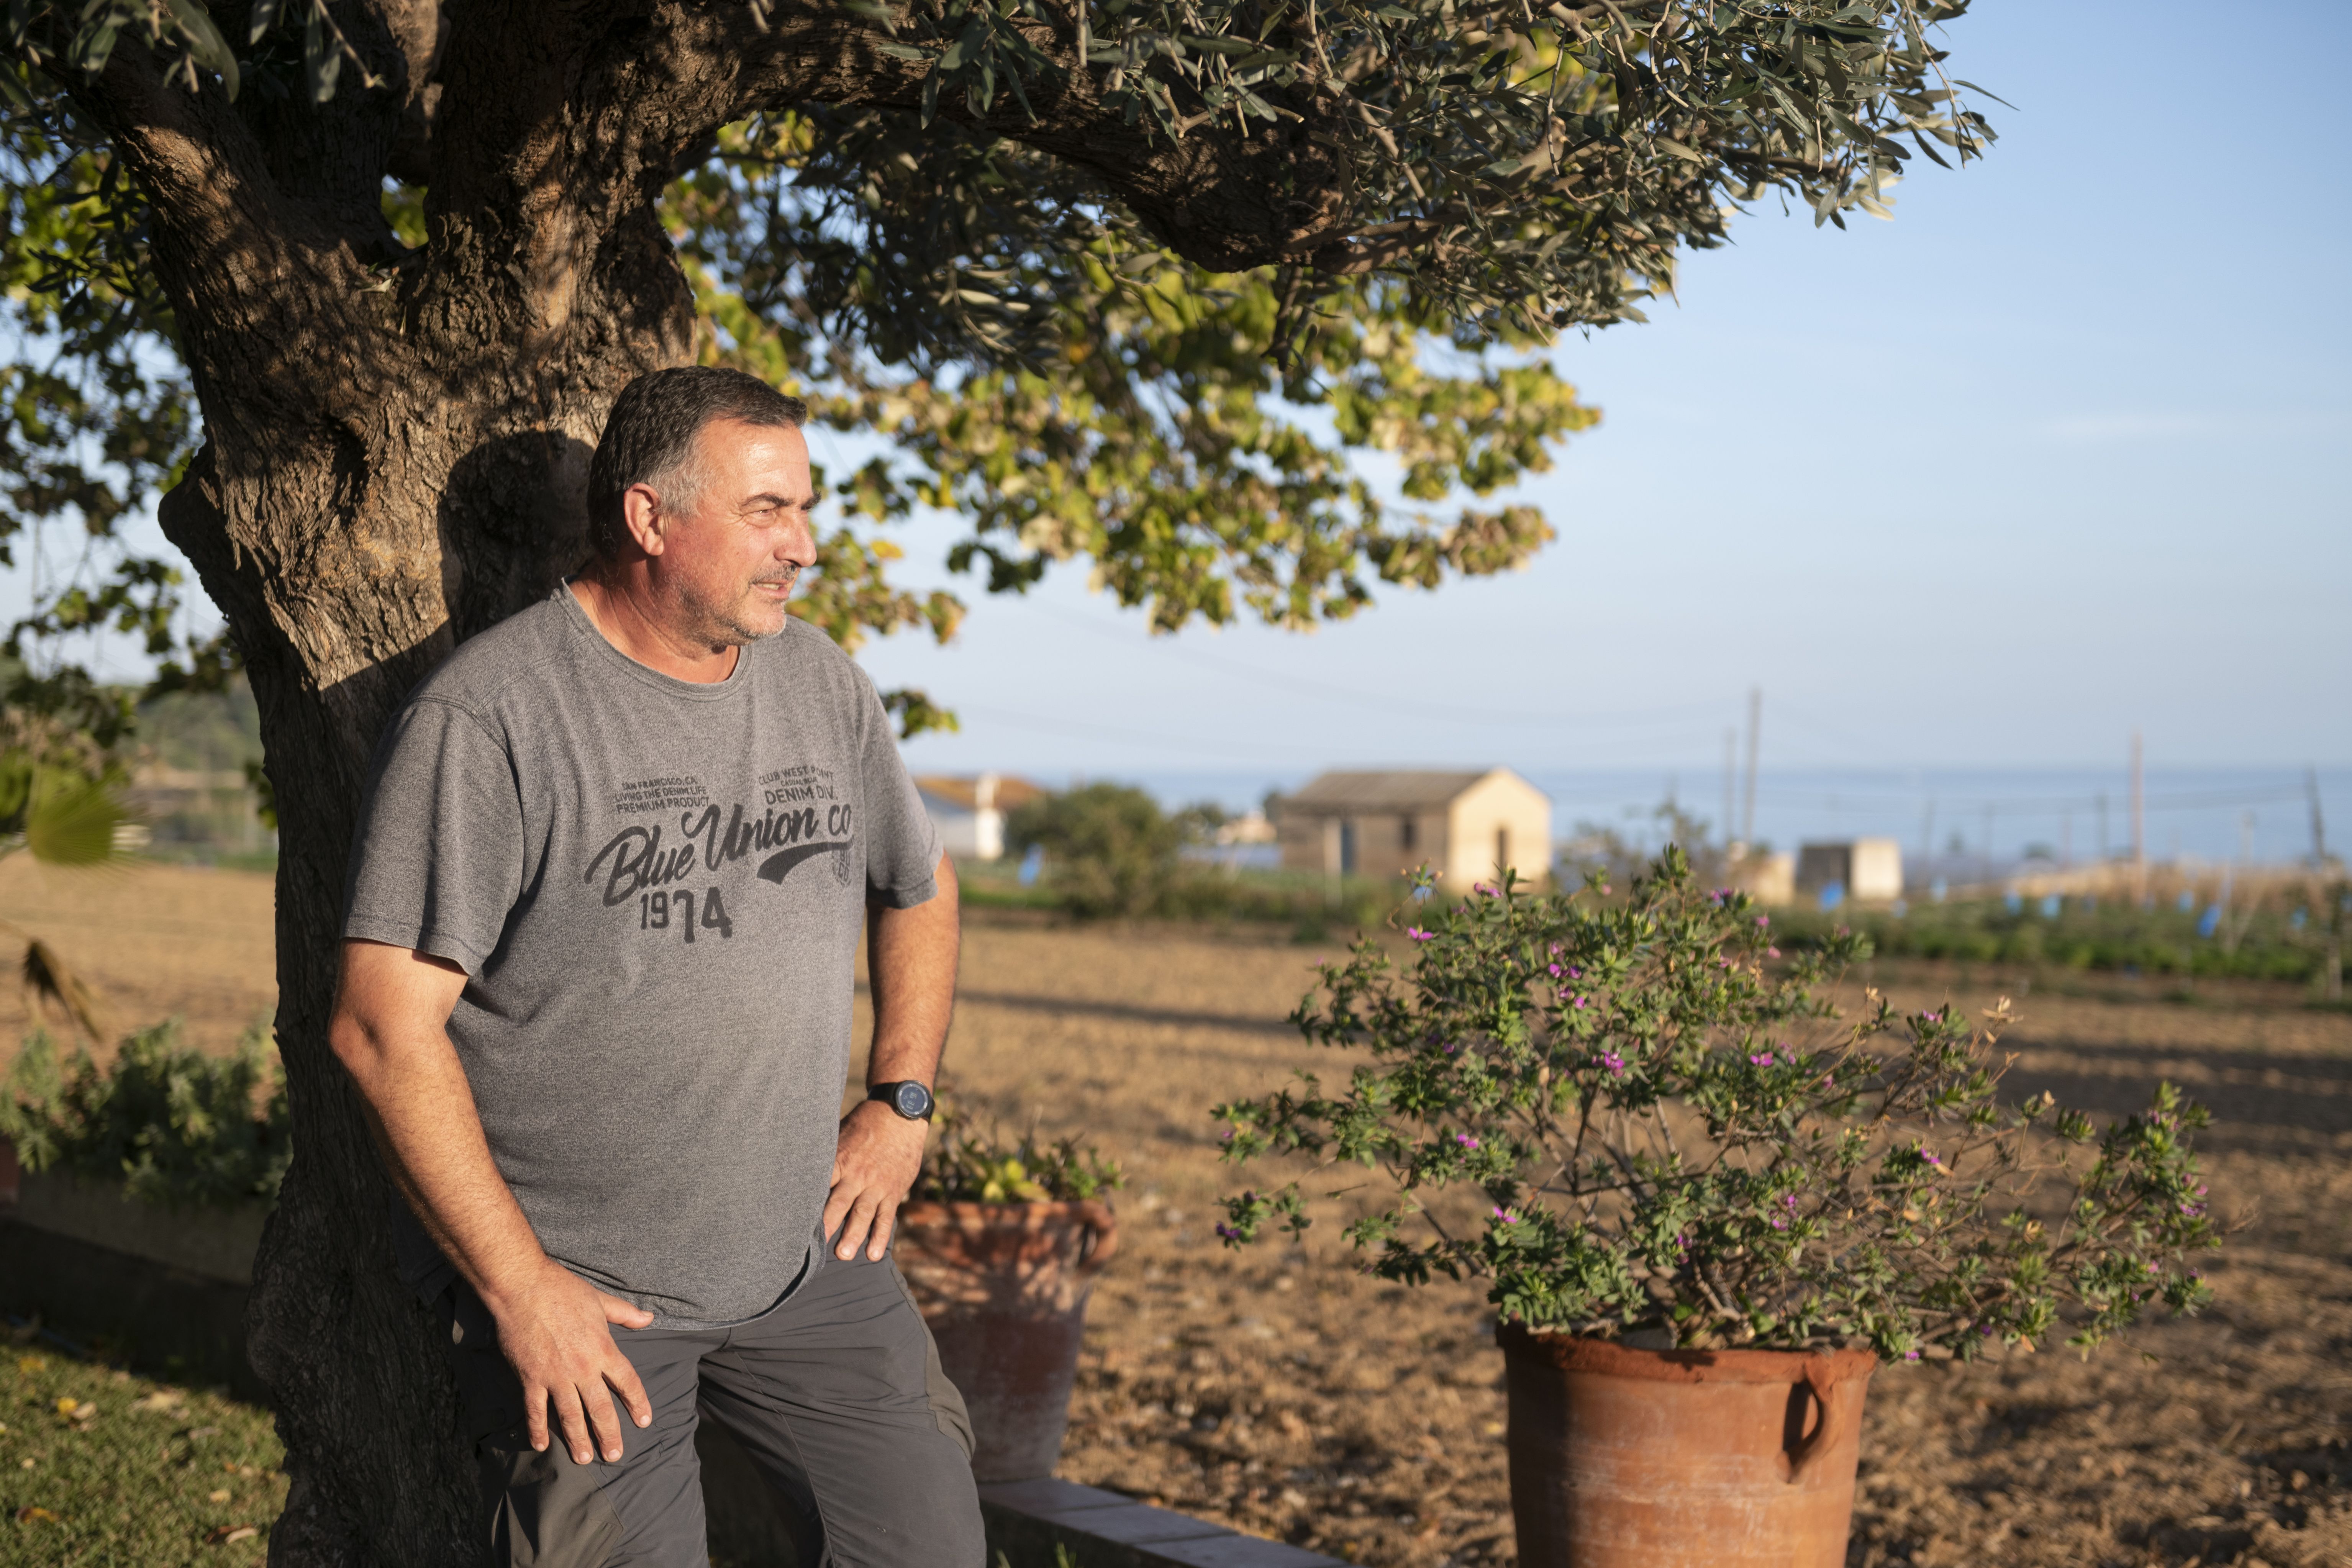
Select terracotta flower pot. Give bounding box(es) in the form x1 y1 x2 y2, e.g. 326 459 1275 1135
1498 1324 1877 1568
893 1199 1119 1482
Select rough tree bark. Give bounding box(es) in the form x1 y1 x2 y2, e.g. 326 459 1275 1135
48 2 1352 1561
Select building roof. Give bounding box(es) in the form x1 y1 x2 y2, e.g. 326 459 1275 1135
1278 770 1500 812
911 774 1048 813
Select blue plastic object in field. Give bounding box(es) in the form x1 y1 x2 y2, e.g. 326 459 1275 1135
2040 894 2062 920
1018 843 1044 887
2197 904 2223 939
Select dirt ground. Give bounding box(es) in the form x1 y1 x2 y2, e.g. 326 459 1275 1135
6 862 2349 1566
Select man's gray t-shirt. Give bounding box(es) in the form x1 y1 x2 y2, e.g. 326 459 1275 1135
343 585 940 1327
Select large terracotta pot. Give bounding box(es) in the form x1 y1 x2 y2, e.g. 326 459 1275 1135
893 1199 1118 1482
1498 1324 1877 1568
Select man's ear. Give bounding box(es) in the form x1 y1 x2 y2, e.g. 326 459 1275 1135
620 483 667 557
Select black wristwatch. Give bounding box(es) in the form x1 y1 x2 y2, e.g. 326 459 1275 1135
868 1080 935 1121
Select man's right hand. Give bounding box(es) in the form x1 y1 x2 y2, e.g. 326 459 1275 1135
485 1263 656 1465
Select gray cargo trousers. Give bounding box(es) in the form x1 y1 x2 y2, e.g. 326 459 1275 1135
439 1239 985 1567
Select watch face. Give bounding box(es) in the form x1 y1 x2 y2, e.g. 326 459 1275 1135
893 1081 933 1119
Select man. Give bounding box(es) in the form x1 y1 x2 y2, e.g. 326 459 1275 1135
331 365 985 1566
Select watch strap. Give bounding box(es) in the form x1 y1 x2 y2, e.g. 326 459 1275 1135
868 1080 935 1120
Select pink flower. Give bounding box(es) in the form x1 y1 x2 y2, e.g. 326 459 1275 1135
1754 915 1769 928
1749 1052 1775 1067
1455 1133 1480 1150
1766 946 1780 958
1547 963 1562 977
1407 927 1435 942
1596 1051 1626 1076
1492 1207 1520 1224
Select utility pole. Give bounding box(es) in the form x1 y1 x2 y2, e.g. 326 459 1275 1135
1741 687 1761 849
1723 728 1738 857
2096 792 2109 863
1982 804 1995 890
1919 797 1936 884
2131 730 2147 903
2309 765 2330 867
2060 808 2072 869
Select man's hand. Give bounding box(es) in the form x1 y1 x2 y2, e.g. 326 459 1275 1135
484 1263 657 1465
824 1100 930 1261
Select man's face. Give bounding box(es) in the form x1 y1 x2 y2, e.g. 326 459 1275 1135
654 418 818 646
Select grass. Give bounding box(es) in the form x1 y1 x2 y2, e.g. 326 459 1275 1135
0 1332 282 1566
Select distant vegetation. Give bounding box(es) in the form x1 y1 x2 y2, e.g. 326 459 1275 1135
979 782 1406 937
1776 892 2345 987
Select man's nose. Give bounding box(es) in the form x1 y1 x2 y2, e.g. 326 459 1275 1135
781 517 818 567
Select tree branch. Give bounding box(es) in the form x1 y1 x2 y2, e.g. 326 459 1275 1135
57 29 368 420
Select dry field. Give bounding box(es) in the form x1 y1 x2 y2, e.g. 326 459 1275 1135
6 861 2350 1566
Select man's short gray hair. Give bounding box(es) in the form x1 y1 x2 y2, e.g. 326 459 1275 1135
587 367 807 559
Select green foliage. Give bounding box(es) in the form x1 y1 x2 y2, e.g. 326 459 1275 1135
1213 849 2220 1360
1006 783 1196 918
2 1019 290 1209
671 111 1598 644
1772 893 2345 985
845 0 1993 338
916 1107 1125 1203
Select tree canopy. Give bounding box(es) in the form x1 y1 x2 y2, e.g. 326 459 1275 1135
1 0 1990 748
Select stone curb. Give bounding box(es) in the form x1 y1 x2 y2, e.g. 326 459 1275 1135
978 1478 1347 1568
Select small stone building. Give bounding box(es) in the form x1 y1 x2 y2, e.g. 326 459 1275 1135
1794 838 1904 903
1270 769 1552 889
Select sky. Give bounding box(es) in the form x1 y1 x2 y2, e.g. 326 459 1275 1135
9 0 2349 857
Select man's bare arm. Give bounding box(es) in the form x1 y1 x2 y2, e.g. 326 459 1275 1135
823 852 959 1260
329 939 653 1463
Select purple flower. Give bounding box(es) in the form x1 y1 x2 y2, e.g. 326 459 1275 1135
1474 881 1498 897
1766 946 1781 958
1749 1052 1775 1067
1455 1133 1480 1150
1407 926 1435 942
1754 915 1770 928
1547 963 1562 977
1214 1222 1241 1242
1782 1193 1799 1211
1673 1232 1690 1252
1769 1214 1789 1230
1903 1349 1921 1362
1492 1207 1520 1224
1596 1051 1626 1076
1919 1150 1944 1170
1572 995 1590 1009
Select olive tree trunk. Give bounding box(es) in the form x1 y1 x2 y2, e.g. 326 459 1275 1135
56 3 1348 1560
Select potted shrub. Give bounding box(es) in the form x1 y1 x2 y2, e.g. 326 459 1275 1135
895 1112 1123 1482
1212 849 2220 1567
